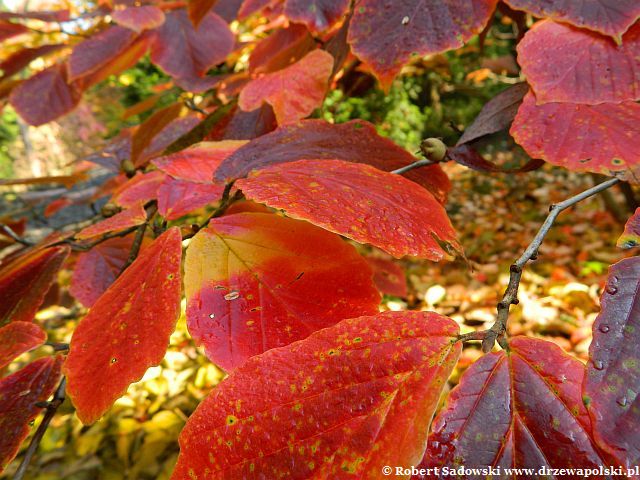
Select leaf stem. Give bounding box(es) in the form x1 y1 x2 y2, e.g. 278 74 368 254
459 177 621 352
0 223 33 246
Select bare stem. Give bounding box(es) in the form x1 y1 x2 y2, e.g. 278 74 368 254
391 159 436 175
183 182 239 239
13 378 66 480
118 202 158 275
0 223 33 246
459 177 620 352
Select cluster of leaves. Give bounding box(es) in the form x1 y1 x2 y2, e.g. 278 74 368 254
1 0 640 478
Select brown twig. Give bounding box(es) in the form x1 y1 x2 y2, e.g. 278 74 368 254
118 202 158 275
13 378 66 480
182 182 239 240
458 177 621 352
48 225 140 252
0 223 34 246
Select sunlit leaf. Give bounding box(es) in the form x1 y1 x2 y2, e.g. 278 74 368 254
0 21 28 42
239 49 333 124
111 171 166 208
0 246 69 327
424 337 611 473
112 6 166 32
64 228 182 424
347 0 497 88
183 212 380 370
503 0 640 39
517 20 640 104
157 177 224 220
584 257 640 469
9 64 81 126
248 23 315 74
152 141 246 183
75 204 147 240
510 91 640 181
215 119 451 203
0 44 63 80
617 208 640 249
131 102 183 165
0 356 63 473
236 159 460 260
172 311 460 478
0 322 46 370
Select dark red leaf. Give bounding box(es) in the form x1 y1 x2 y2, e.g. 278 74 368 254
183 212 380 370
139 116 201 163
111 171 166 208
215 119 451 203
131 102 183 165
584 257 640 469
236 159 460 260
112 5 166 32
9 64 81 126
0 10 70 22
0 44 63 80
448 144 545 173
206 103 277 141
503 0 640 39
157 177 224 219
0 356 63 473
64 228 182 424
150 9 234 87
212 0 243 22
457 83 529 146
424 337 611 476
617 208 640 249
172 311 460 478
347 0 497 88
517 20 640 104
510 91 640 181
239 49 333 124
152 140 246 183
187 0 215 27
0 246 69 327
0 21 28 42
0 322 46 369
68 26 138 81
367 256 408 297
284 0 349 32
248 23 316 74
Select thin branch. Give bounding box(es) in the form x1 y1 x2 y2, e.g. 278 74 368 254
43 341 69 352
0 223 34 246
391 159 436 175
459 177 621 352
13 378 66 480
48 225 140 252
183 182 239 240
117 202 158 275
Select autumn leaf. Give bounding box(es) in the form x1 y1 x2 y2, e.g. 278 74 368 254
172 311 460 479
248 23 315 74
617 208 640 249
284 0 349 32
517 20 640 104
0 246 69 327
0 322 46 369
424 337 612 474
584 257 640 469
157 177 224 220
183 212 380 370
236 159 460 260
366 256 408 298
111 171 166 208
347 0 497 89
112 6 166 33
239 49 334 124
64 228 182 424
75 204 147 240
215 119 451 203
510 91 640 181
0 356 63 473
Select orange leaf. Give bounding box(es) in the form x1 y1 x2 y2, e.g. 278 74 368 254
75 204 147 240
0 322 46 369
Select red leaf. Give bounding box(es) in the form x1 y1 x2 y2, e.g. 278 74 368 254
0 44 63 80
424 337 610 474
172 311 460 478
239 49 333 124
0 356 63 473
75 204 147 240
70 235 145 308
131 102 183 165
347 0 497 88
0 10 70 22
43 197 72 217
510 91 640 181
215 119 451 203
183 212 380 370
111 171 166 208
584 257 640 468
503 0 640 39
63 228 182 425
187 0 215 27
0 21 28 42
0 246 69 327
284 0 349 32
617 208 640 248
457 83 529 146
152 140 246 183
9 64 81 126
367 256 408 297
157 177 224 220
150 9 234 87
236 159 460 260
206 103 277 141
68 26 138 81
248 23 316 74
517 20 640 104
112 6 166 32
0 322 46 370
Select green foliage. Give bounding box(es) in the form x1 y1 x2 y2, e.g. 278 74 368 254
0 108 19 179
